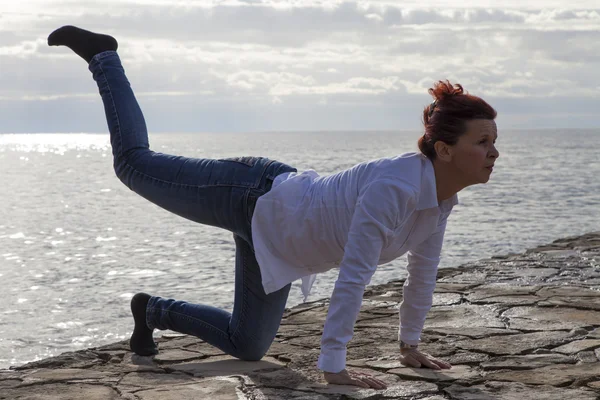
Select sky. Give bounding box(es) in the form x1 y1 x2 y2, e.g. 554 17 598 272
0 0 599 133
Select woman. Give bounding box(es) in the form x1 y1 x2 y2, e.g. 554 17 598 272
48 26 499 389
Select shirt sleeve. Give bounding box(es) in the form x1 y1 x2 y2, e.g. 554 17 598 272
317 179 417 373
399 212 450 345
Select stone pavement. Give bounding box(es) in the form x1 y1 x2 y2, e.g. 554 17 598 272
2 232 600 399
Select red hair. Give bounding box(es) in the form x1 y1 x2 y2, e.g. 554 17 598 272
418 80 497 159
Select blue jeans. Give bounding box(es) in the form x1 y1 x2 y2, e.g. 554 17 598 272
89 51 296 361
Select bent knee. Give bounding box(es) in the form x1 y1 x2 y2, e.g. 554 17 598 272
112 149 153 186
235 340 271 361
237 348 267 362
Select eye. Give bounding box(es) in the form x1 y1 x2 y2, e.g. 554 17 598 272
479 138 488 144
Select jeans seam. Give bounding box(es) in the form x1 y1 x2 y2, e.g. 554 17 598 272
97 61 123 171
230 241 250 341
148 307 230 341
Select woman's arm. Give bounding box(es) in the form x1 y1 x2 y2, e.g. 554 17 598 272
398 213 452 370
319 180 417 387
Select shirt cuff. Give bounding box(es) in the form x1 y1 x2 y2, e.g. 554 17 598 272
317 347 347 373
399 332 420 346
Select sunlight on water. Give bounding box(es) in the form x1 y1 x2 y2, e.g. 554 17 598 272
0 133 110 153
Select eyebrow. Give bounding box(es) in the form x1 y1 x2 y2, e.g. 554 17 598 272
480 133 498 139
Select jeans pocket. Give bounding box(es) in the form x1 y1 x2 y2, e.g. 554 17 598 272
218 156 257 167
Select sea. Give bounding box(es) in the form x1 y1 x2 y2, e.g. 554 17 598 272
1 129 599 369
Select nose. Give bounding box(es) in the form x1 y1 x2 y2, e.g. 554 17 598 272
490 143 499 159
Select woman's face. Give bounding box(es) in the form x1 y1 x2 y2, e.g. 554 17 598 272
449 119 499 185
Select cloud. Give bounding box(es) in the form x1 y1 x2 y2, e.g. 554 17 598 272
0 1 599 132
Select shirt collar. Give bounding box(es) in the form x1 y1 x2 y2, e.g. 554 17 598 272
416 155 459 211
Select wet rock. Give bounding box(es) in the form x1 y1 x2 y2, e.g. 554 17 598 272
486 363 600 386
134 377 242 400
168 355 285 378
446 351 490 365
551 339 600 354
576 351 599 364
432 292 463 306
503 306 599 331
388 365 480 383
586 327 600 339
153 349 208 363
453 331 574 355
0 383 121 400
118 371 194 390
423 304 504 330
423 327 521 339
308 380 438 399
481 354 575 370
445 381 598 400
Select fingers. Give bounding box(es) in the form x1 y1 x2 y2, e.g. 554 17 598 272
349 378 370 388
419 356 441 370
400 351 452 371
351 373 387 389
324 369 388 390
362 376 387 390
400 354 422 368
432 358 452 369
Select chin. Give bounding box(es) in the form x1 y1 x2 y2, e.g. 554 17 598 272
480 174 492 184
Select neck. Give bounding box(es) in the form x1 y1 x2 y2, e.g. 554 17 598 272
432 158 467 204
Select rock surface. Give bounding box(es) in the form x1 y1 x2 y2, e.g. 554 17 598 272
3 232 600 399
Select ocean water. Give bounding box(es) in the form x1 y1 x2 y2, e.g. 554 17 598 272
1 130 599 369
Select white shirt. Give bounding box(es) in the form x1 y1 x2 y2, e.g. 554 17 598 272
251 152 458 373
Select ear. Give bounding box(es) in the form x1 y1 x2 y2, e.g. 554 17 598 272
434 141 453 162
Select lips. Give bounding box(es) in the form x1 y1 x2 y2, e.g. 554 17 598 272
485 165 494 172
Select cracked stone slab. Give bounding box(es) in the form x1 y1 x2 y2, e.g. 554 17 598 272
13 351 103 371
280 309 328 326
0 383 121 400
445 381 598 400
486 363 600 386
503 306 600 330
466 284 541 300
306 380 438 399
168 355 285 377
423 327 521 339
453 331 574 355
118 371 195 390
588 381 600 390
423 304 504 330
446 351 490 365
539 296 600 310
153 349 208 363
363 360 405 370
469 295 540 305
388 365 480 383
481 354 575 370
536 286 600 298
0 379 22 388
432 292 463 306
254 388 332 400
576 351 599 363
434 282 479 293
22 368 118 384
551 339 600 354
134 377 241 400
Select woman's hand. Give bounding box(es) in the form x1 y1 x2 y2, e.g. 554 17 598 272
323 369 387 389
399 348 452 370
